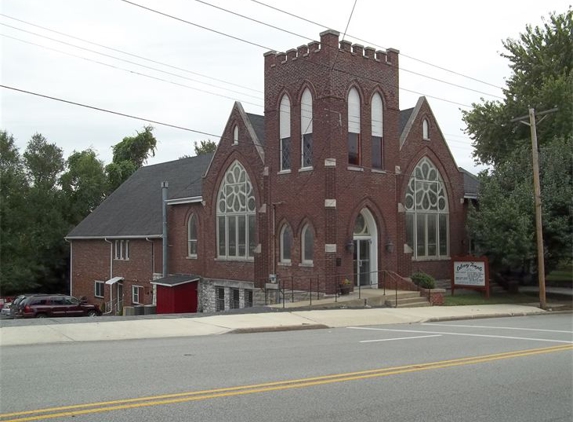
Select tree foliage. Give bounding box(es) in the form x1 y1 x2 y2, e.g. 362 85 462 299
194 139 217 155
463 9 572 166
105 125 157 193
465 9 573 278
468 137 572 275
0 126 160 295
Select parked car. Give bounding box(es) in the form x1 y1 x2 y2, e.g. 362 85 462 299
17 295 101 318
10 294 43 318
0 302 11 317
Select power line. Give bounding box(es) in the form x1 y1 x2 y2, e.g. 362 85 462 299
120 0 472 108
249 0 504 90
194 0 503 100
0 22 263 101
1 84 221 137
1 34 265 108
0 12 262 94
119 0 273 50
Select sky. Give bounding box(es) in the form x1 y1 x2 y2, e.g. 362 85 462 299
1 0 570 174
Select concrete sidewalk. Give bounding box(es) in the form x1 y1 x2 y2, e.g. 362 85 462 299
0 304 553 347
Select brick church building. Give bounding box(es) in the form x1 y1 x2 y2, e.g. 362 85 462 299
66 30 478 313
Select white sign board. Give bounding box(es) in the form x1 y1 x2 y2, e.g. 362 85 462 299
453 261 486 287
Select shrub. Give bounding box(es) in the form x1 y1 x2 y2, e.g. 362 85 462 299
411 272 436 289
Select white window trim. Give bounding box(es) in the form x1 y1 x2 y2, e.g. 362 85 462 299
187 214 198 258
233 125 239 145
301 225 314 265
280 225 292 264
94 281 104 298
422 119 430 140
132 285 142 304
114 239 129 260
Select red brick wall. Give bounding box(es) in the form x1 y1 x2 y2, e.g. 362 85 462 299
71 239 157 307
71 31 469 298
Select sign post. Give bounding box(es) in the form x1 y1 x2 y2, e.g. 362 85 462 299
451 256 490 298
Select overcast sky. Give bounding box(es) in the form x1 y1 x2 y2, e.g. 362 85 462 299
1 0 569 174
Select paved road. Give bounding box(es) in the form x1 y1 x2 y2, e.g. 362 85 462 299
0 314 571 422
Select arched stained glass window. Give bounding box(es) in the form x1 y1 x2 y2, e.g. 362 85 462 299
405 158 448 258
217 161 256 259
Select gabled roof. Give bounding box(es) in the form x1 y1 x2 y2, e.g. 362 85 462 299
459 167 480 199
399 108 414 136
66 154 213 239
246 113 265 146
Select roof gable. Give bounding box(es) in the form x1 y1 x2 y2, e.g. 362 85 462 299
67 154 212 238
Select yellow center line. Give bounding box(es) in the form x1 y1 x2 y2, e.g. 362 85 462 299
1 344 571 422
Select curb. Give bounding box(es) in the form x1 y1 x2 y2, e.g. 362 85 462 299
229 324 329 334
424 311 548 323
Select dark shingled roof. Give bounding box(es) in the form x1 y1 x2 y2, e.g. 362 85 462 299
67 153 213 238
400 108 414 136
459 167 480 198
151 274 200 287
246 113 265 145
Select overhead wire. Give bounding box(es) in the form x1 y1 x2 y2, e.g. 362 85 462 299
119 0 472 108
1 34 265 108
0 13 263 94
193 0 503 100
0 84 222 137
248 0 503 90
0 22 264 101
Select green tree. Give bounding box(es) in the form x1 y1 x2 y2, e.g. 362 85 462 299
464 9 573 278
468 137 572 275
0 131 37 293
462 9 572 166
105 125 157 193
194 139 217 155
60 148 107 226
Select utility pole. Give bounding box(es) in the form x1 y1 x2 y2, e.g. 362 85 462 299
511 107 557 309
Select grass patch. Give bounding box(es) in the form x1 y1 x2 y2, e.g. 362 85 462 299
444 292 536 306
546 262 572 287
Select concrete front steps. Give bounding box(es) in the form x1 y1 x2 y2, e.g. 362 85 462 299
384 291 431 308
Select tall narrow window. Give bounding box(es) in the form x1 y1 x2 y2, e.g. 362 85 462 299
280 225 293 263
422 119 430 140
233 125 239 145
371 93 383 169
348 88 361 166
405 158 449 259
279 95 291 171
187 214 197 257
217 161 257 259
301 224 314 264
301 89 313 168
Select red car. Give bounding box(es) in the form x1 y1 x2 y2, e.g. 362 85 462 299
17 295 101 318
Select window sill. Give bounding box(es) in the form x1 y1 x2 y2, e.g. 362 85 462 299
371 168 386 174
298 167 313 173
278 262 292 267
278 170 291 175
299 262 314 267
214 257 255 262
347 166 364 172
186 255 198 260
412 256 450 262
95 295 104 299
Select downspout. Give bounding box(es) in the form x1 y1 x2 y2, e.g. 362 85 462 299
104 238 113 308
146 237 156 306
162 181 169 277
65 239 72 296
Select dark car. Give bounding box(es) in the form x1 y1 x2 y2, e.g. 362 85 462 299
10 294 46 318
18 295 101 318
